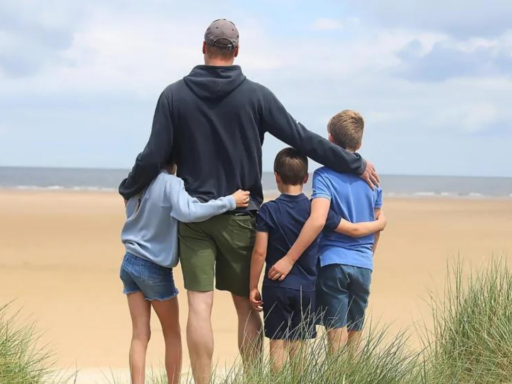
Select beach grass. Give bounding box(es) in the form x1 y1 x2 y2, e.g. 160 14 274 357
4 258 512 383
423 259 512 383
0 304 54 384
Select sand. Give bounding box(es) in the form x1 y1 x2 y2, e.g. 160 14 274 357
1 190 511 381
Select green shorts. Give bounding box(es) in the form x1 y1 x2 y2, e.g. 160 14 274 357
179 214 256 297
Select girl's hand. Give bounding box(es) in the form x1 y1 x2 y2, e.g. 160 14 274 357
232 190 250 208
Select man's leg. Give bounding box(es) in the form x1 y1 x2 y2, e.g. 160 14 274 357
187 291 214 384
213 215 262 366
232 294 263 367
179 222 217 384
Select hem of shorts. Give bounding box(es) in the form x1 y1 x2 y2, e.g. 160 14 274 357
216 285 248 298
185 285 215 292
143 291 179 302
123 288 141 295
265 333 318 341
262 284 315 292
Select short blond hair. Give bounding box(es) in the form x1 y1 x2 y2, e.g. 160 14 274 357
327 110 364 151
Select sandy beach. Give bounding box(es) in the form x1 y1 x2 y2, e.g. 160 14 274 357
1 190 511 381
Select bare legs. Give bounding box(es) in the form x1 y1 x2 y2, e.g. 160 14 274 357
232 294 263 368
127 293 182 384
187 291 263 384
187 291 214 384
269 340 304 373
128 293 152 384
327 327 363 356
153 298 182 384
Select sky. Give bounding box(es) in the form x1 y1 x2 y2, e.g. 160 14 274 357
0 0 511 177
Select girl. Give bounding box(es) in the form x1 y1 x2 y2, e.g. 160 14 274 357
120 164 249 384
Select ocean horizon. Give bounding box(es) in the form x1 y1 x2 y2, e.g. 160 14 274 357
1 166 512 199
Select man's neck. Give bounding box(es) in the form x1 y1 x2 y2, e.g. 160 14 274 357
280 185 303 195
204 58 235 66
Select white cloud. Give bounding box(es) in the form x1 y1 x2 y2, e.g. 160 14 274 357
311 18 342 31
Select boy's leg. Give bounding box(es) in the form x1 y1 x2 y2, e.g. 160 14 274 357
127 292 151 384
269 340 288 373
152 297 182 384
317 265 351 355
346 266 372 353
232 294 263 368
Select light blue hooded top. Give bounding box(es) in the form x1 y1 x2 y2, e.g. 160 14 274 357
121 171 236 268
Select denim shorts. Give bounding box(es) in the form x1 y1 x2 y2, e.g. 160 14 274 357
316 264 372 331
262 286 317 341
120 253 178 301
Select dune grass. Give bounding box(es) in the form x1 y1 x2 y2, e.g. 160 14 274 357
424 259 512 383
0 304 54 384
4 258 512 383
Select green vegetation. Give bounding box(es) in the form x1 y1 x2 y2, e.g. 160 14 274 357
4 258 512 383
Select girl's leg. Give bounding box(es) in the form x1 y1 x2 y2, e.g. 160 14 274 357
127 292 152 384
152 297 182 384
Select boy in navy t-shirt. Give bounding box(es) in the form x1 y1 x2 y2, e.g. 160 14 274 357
279 111 384 355
249 148 386 371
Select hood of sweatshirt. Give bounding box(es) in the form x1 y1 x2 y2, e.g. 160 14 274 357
183 65 246 100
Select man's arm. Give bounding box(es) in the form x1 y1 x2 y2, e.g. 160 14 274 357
119 91 174 200
268 198 331 281
261 90 379 188
249 232 269 312
334 212 387 238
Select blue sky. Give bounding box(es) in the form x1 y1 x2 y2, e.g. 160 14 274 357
0 0 511 176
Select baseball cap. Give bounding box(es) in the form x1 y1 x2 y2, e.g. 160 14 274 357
204 19 239 50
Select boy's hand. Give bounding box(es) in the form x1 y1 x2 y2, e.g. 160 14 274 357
360 161 379 190
232 190 250 208
268 255 294 281
249 288 263 312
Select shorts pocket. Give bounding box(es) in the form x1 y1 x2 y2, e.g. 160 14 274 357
139 260 171 285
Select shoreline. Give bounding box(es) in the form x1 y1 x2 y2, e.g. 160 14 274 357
1 188 511 201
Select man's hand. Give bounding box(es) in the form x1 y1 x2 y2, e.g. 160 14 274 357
249 288 263 312
268 255 295 281
360 161 380 190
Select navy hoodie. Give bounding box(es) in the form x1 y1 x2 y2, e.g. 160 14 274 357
119 65 366 210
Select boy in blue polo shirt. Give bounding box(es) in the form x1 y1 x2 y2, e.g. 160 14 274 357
277 110 383 355
249 147 386 371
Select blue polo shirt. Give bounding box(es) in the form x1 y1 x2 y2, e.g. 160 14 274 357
256 193 341 291
312 167 383 271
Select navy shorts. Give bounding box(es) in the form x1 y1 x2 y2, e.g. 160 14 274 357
316 264 371 331
262 286 317 341
120 253 179 301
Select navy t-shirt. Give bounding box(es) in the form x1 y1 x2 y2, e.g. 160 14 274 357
256 193 341 291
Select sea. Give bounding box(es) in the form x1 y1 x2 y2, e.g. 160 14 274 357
1 166 512 199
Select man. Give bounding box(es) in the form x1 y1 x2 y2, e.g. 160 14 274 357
119 19 379 384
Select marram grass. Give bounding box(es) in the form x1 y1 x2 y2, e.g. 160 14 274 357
4 258 512 384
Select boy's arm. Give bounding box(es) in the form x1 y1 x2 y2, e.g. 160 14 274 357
168 178 242 223
249 231 269 312
333 212 387 238
268 198 331 281
373 208 382 254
